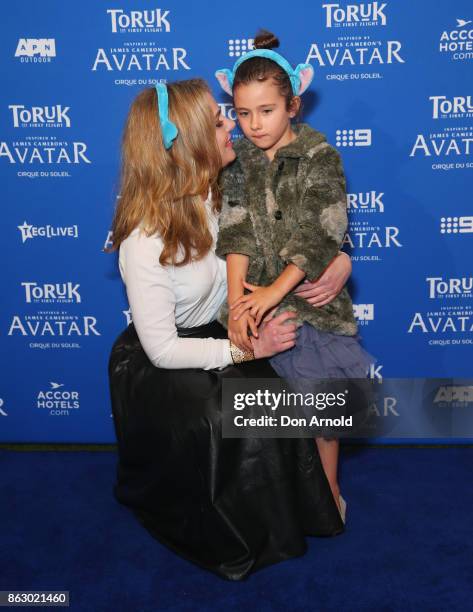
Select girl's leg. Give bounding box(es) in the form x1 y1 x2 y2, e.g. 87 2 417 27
315 437 341 511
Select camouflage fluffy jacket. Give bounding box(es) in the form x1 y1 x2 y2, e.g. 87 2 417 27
216 123 358 336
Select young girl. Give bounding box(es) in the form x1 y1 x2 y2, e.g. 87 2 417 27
215 30 373 521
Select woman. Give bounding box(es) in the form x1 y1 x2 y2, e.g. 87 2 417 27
108 79 352 580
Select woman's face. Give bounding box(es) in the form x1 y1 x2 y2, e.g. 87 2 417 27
207 93 236 168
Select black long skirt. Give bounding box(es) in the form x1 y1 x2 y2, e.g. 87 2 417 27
108 321 344 581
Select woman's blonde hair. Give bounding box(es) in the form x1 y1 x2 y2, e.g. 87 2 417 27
110 78 222 266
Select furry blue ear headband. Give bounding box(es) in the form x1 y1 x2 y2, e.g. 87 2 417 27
155 83 178 150
215 49 314 97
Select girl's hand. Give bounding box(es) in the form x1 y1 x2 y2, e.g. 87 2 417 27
230 281 284 327
251 310 298 358
293 252 352 307
228 311 258 352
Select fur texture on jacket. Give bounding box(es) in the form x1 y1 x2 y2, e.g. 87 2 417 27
216 123 357 336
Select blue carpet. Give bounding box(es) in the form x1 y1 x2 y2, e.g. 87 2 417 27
1 447 472 611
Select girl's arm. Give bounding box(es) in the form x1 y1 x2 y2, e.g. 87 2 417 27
232 250 352 322
226 254 258 350
278 145 348 282
226 253 248 305
230 263 305 326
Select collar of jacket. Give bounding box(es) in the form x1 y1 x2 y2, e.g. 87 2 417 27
233 123 327 163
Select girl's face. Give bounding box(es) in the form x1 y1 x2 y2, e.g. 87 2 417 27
207 93 236 168
233 79 299 160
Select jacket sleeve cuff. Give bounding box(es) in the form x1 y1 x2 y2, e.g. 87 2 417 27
278 245 326 281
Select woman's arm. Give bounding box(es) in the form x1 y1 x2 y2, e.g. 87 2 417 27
293 251 352 307
120 231 233 370
120 231 294 369
251 310 297 357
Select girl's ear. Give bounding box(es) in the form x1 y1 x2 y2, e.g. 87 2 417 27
215 69 233 96
289 96 301 118
295 64 314 95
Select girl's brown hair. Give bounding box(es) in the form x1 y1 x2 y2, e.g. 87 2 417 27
233 30 294 110
110 78 222 266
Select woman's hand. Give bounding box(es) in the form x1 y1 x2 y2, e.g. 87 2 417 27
293 252 352 308
251 310 297 358
230 281 284 326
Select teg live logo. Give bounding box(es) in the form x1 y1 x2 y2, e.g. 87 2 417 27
107 8 171 32
323 2 387 28
15 39 56 61
18 221 79 243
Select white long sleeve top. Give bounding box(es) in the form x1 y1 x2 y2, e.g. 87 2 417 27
119 196 233 370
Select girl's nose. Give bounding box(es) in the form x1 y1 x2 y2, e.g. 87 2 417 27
250 114 261 131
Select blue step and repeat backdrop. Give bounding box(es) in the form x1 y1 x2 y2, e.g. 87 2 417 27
1 0 472 442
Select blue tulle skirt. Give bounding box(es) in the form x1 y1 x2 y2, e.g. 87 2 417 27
269 323 375 438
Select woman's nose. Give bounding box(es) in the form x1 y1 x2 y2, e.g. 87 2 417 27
225 116 235 132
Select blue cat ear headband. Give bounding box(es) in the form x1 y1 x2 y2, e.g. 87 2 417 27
215 49 314 97
155 83 178 150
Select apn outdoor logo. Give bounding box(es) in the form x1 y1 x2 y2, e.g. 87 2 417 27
353 303 375 322
434 385 473 404
15 39 56 59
